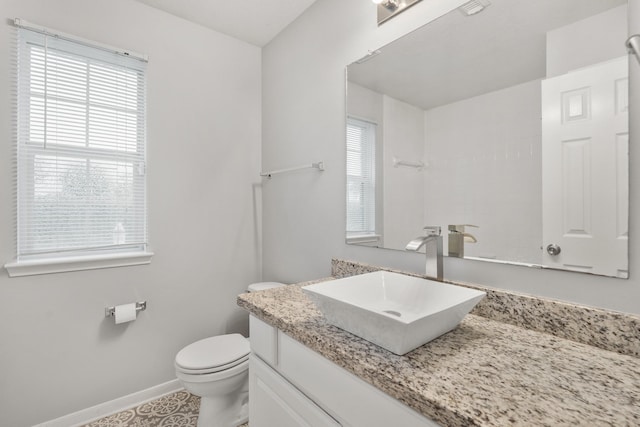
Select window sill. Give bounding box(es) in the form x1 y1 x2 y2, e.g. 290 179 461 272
346 234 381 244
4 251 154 277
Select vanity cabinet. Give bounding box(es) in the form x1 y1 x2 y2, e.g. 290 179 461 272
250 355 340 427
249 315 440 427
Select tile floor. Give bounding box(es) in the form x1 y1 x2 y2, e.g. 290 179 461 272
81 390 249 427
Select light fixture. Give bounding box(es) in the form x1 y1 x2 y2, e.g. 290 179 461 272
373 0 423 25
373 0 399 11
458 0 491 16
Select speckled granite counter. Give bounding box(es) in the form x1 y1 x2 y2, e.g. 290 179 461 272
238 273 640 426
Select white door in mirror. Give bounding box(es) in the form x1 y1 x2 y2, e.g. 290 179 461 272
541 56 628 278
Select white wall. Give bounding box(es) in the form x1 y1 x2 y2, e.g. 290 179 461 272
347 82 384 126
0 1 261 425
424 80 542 263
382 95 425 250
547 5 628 77
262 0 640 315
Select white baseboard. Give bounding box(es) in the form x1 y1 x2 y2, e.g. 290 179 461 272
34 379 183 427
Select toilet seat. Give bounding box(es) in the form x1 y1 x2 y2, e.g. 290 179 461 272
176 353 249 375
175 334 249 375
176 357 249 383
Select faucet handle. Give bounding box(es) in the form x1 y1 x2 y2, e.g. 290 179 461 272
423 226 441 236
448 224 478 232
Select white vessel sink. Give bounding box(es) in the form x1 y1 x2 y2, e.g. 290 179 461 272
302 271 485 355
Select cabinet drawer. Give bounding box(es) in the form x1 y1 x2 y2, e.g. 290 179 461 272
278 331 440 427
249 315 278 366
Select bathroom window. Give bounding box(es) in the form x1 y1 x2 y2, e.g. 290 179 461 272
6 21 151 276
346 117 376 240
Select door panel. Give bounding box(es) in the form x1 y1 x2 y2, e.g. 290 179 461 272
542 56 628 277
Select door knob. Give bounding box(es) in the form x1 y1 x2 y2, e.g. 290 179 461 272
546 244 561 256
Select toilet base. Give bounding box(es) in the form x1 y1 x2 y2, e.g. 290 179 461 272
197 389 249 427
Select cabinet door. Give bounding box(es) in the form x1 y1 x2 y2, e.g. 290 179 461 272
249 355 341 427
249 315 278 367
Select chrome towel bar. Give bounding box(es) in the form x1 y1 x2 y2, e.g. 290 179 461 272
260 161 324 178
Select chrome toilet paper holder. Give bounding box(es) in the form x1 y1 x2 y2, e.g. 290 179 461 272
105 301 147 318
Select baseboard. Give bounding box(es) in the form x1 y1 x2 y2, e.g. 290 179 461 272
34 379 183 427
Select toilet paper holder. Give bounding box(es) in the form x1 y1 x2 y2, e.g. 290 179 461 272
105 301 147 318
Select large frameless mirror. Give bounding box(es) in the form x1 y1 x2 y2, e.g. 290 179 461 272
346 0 629 278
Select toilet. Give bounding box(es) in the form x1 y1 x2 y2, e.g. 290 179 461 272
247 281 287 292
175 282 286 427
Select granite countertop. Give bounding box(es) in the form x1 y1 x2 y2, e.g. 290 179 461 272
238 280 640 427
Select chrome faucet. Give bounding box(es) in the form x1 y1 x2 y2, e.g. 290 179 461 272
405 226 443 281
448 224 478 258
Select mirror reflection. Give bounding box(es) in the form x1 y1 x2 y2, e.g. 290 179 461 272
346 0 629 278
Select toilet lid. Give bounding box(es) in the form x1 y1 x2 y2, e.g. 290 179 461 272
175 334 250 372
247 282 286 292
175 353 249 375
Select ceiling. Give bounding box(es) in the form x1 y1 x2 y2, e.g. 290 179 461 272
134 0 318 47
348 0 627 110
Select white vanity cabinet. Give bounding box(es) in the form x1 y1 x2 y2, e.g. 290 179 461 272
250 355 340 427
249 315 441 427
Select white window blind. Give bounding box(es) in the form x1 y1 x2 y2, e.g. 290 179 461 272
14 25 148 261
346 117 376 236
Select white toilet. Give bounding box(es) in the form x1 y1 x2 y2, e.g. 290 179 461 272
175 282 286 427
247 281 286 292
